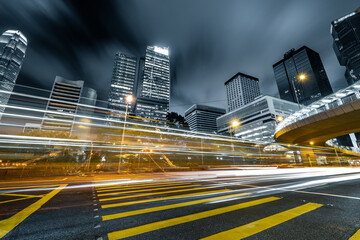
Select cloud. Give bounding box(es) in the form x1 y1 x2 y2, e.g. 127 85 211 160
0 0 358 114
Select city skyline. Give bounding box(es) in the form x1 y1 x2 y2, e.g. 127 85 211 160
1 3 360 239
0 1 358 115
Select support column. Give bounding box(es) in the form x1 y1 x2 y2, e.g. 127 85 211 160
299 148 317 167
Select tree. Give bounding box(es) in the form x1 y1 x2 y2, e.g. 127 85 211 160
166 112 187 126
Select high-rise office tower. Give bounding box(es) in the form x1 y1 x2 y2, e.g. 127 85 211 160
273 46 333 106
225 72 261 112
0 30 27 119
331 8 360 85
107 53 137 118
135 46 170 121
185 104 225 133
42 76 96 133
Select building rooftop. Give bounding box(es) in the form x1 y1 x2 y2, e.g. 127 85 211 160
224 72 259 85
184 104 226 116
272 45 317 67
217 95 299 119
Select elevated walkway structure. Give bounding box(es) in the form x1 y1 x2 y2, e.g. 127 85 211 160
275 81 360 146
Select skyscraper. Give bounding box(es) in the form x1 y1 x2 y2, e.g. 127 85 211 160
225 72 261 112
107 53 137 118
42 76 96 133
135 46 170 122
273 46 333 106
0 30 27 119
331 8 360 85
185 104 225 133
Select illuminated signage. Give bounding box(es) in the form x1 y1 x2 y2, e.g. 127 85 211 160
154 46 169 56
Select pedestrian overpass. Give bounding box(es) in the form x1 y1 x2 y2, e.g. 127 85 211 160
275 81 360 147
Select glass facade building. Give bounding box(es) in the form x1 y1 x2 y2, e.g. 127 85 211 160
225 72 260 112
107 53 137 119
0 30 27 119
135 46 170 121
273 46 333 106
331 8 360 85
42 76 96 134
217 96 299 143
184 104 225 133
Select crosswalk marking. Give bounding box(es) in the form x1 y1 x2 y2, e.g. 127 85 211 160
0 197 32 204
96 181 180 190
0 185 67 238
201 202 323 240
101 189 230 208
99 186 215 202
103 192 250 221
350 228 360 240
97 183 192 193
98 184 201 197
107 196 280 240
0 193 44 198
0 184 59 191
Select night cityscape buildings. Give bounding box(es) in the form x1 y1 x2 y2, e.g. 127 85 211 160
225 72 261 112
105 46 170 123
217 95 298 142
0 30 27 120
107 53 138 119
184 104 225 133
331 8 360 85
134 46 170 121
3 3 360 238
41 76 97 133
273 46 333 106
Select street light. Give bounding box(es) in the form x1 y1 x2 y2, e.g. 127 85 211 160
231 120 240 128
291 73 307 109
125 95 134 104
276 115 284 122
298 73 307 81
118 94 135 174
229 119 240 165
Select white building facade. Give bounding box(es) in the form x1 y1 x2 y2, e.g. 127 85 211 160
217 96 299 143
225 72 261 112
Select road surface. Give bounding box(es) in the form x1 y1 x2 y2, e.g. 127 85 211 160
0 167 360 240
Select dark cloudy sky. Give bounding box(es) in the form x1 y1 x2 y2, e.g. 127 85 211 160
0 0 358 114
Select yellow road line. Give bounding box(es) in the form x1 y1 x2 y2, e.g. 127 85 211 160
0 197 32 205
98 185 201 197
99 186 213 202
97 183 192 192
96 181 179 190
0 184 59 191
0 184 67 238
201 202 323 240
103 192 250 221
350 228 360 240
107 196 280 240
102 189 230 209
0 193 44 198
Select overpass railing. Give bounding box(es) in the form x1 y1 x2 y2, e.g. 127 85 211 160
275 81 360 133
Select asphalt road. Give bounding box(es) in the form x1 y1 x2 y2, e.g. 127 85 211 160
1 167 360 240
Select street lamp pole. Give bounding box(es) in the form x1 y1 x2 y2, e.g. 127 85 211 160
230 120 240 165
291 73 307 110
118 95 134 174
